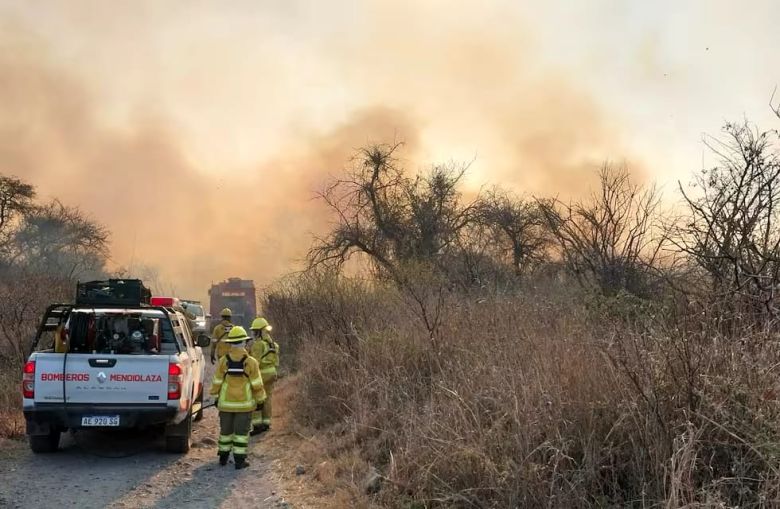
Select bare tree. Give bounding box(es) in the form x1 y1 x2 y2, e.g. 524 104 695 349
475 189 550 276
541 165 665 297
309 144 480 340
309 143 476 277
10 199 109 279
0 174 35 257
673 121 780 326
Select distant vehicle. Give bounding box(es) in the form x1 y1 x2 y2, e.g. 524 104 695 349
22 279 210 454
181 299 207 335
208 278 256 330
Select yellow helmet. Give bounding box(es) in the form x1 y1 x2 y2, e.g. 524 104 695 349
224 325 249 343
250 317 271 331
220 308 232 318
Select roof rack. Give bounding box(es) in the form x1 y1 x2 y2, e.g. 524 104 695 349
75 279 152 307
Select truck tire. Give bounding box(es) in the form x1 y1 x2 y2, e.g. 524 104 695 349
29 430 60 453
165 411 192 453
193 385 204 422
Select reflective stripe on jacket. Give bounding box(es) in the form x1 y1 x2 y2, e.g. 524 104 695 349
210 347 265 412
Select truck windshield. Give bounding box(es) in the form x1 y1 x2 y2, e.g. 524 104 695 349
186 304 204 317
63 310 176 355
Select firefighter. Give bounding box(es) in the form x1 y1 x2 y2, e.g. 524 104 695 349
210 326 266 469
210 308 234 364
248 317 279 435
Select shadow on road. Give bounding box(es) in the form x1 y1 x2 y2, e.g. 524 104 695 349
149 459 270 509
0 429 179 509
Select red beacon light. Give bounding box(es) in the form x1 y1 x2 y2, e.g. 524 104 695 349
150 296 181 308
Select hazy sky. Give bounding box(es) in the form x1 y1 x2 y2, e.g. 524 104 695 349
1 0 778 298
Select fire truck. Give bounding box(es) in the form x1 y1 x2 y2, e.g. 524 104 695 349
207 278 257 331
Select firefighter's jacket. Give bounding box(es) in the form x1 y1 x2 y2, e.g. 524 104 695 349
249 330 279 381
210 347 266 413
211 320 234 360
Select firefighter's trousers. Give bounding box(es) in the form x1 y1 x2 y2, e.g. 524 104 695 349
252 372 276 429
219 411 251 459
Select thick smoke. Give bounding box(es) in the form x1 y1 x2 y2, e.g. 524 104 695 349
0 5 640 300
0 29 422 299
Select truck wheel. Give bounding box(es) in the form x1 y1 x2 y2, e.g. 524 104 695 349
165 412 192 453
193 386 204 422
29 430 60 453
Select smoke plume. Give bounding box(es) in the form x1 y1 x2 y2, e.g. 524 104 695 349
0 3 640 300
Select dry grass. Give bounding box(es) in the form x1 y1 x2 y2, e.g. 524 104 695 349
266 274 780 508
0 273 72 439
264 374 373 508
0 364 23 439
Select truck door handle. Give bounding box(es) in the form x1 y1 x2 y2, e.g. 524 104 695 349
88 358 117 368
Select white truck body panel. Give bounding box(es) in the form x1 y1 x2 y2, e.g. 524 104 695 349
33 354 170 405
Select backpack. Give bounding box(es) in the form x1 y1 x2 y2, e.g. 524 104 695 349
226 355 248 378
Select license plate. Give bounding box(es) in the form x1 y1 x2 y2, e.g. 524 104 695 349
81 415 120 427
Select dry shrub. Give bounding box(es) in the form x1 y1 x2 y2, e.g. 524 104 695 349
0 364 24 438
265 271 398 370
0 271 71 363
0 271 71 437
268 273 780 508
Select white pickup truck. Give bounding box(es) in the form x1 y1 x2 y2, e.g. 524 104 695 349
22 292 210 454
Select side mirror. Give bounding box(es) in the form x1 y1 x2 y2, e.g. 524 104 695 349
197 334 211 348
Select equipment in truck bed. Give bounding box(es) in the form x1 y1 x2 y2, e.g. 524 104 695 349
76 279 152 307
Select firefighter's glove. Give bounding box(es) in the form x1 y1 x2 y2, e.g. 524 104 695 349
256 401 264 411
210 356 216 365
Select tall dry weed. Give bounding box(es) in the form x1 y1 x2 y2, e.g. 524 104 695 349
268 273 780 507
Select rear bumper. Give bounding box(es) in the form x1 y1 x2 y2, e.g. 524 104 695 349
24 403 178 434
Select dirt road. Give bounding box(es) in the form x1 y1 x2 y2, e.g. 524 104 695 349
0 406 292 509
0 371 302 509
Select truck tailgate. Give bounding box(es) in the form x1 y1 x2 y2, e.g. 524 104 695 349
35 354 169 405
33 354 66 403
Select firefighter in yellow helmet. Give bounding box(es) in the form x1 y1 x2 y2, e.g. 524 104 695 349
248 317 279 435
210 326 266 469
210 308 234 364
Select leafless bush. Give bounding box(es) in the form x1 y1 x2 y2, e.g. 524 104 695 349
0 271 71 364
541 165 666 298
674 121 780 330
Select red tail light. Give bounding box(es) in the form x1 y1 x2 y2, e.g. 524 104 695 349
22 360 35 399
168 363 183 400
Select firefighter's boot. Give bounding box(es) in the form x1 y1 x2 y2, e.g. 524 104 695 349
234 454 249 470
218 451 229 466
